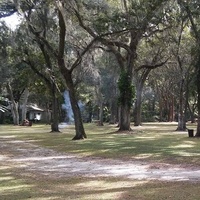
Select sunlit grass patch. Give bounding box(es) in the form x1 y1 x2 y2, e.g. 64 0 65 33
1 172 200 200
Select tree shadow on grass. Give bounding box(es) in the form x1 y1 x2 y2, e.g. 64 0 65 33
1 170 200 200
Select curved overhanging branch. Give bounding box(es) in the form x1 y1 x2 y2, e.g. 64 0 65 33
73 8 129 66
135 58 169 72
69 37 97 73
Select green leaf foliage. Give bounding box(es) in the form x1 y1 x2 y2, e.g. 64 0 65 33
118 70 135 108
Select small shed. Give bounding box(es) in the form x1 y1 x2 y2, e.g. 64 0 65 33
27 104 44 121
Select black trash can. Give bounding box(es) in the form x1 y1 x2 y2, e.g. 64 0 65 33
188 129 194 137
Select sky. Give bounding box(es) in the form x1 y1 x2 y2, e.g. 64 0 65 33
1 13 21 30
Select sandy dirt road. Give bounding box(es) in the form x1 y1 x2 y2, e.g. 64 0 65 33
1 136 200 182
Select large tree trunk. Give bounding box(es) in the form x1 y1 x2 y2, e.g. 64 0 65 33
10 102 19 125
69 86 87 140
6 82 19 125
195 55 200 136
66 73 86 140
196 93 200 136
117 30 140 131
51 86 60 132
58 65 86 139
119 103 131 131
118 70 133 131
57 8 86 140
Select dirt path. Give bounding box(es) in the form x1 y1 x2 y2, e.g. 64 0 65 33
1 136 200 182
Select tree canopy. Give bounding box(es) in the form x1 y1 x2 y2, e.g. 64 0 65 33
0 0 200 138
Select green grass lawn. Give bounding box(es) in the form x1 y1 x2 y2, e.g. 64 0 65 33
1 122 199 165
0 122 200 200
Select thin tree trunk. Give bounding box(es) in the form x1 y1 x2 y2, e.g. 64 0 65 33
134 87 142 126
168 96 174 122
134 69 151 126
21 88 29 122
187 100 195 123
109 100 117 124
98 101 104 126
117 105 121 127
96 88 104 126
159 99 163 121
176 79 186 131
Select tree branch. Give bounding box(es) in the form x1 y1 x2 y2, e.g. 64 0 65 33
135 58 169 72
22 59 50 86
178 0 200 43
73 8 132 55
70 38 97 72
